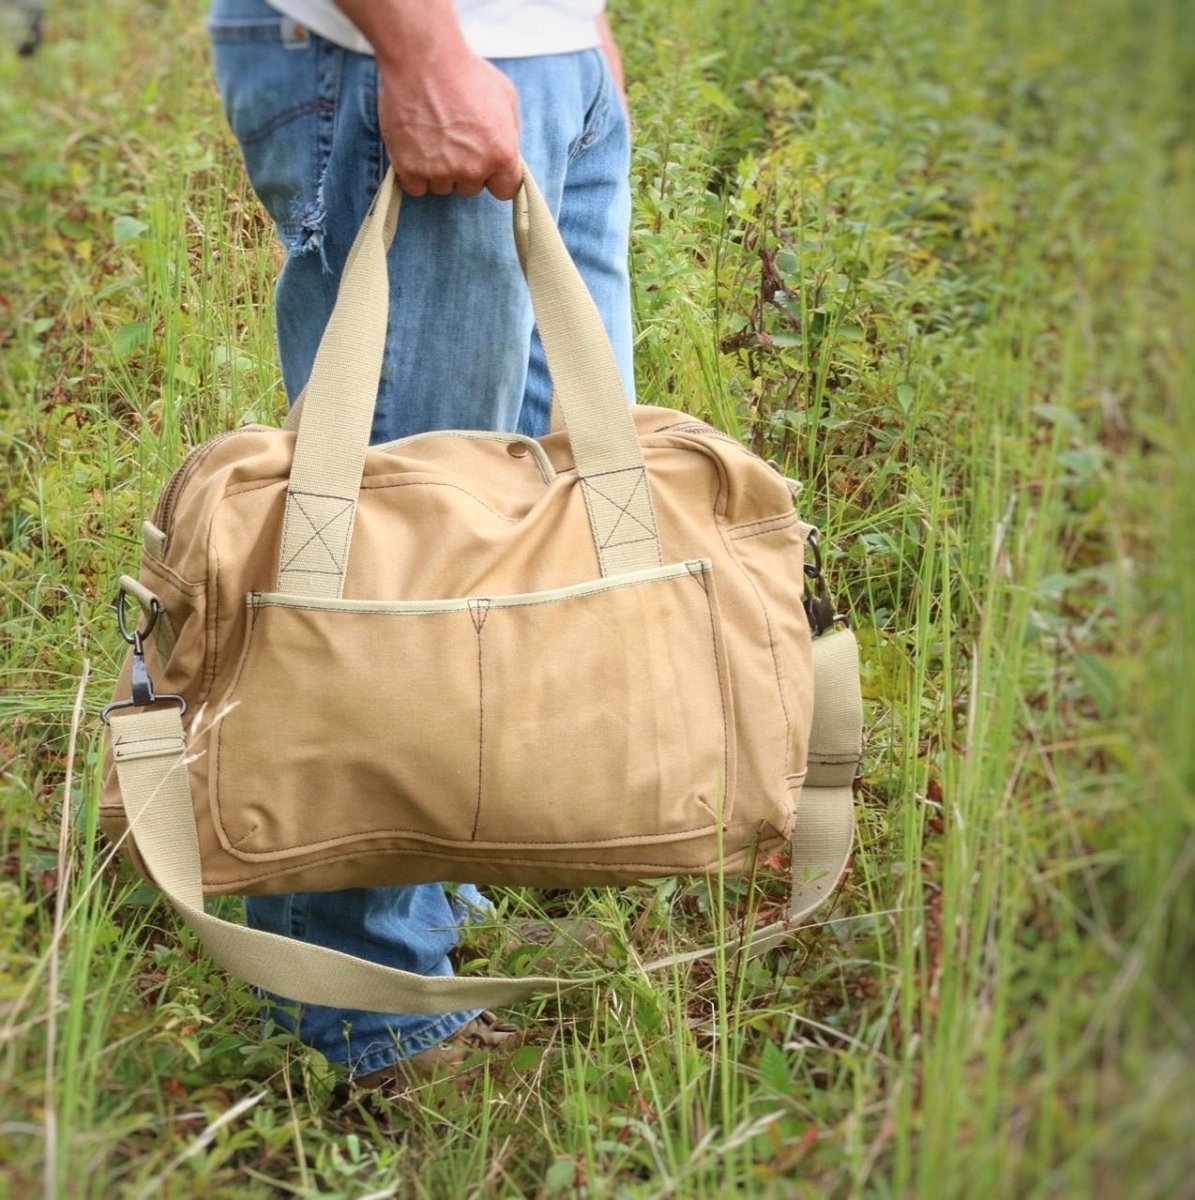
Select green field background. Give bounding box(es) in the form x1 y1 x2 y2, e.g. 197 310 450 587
1 0 1192 1196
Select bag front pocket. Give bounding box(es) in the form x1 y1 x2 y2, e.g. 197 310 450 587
210 559 735 861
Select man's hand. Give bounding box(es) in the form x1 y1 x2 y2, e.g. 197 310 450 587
376 44 522 199
336 0 523 199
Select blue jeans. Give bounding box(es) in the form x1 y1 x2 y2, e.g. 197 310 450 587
208 0 633 1075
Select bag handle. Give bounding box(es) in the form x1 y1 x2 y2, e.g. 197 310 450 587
275 166 662 600
106 629 861 1015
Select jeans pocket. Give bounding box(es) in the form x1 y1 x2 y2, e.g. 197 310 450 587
209 6 340 248
568 49 615 162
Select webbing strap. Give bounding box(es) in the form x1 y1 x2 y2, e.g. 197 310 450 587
276 171 399 598
278 166 661 598
642 628 860 971
107 631 860 1015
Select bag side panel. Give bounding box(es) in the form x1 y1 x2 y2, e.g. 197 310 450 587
642 432 810 846
100 429 295 872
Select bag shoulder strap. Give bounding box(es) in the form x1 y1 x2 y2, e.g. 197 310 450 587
105 629 861 1015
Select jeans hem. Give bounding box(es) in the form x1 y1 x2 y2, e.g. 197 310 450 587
344 1007 484 1078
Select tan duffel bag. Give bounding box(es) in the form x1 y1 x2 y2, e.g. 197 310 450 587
100 167 862 1014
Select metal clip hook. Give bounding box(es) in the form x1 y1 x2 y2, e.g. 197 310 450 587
113 588 160 645
803 530 848 636
101 588 187 724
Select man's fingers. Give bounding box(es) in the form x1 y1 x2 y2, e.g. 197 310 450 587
397 172 509 200
397 161 523 201
376 52 523 201
485 158 524 201
487 94 523 199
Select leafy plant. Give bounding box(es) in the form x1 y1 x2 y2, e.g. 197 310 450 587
1 0 1192 1195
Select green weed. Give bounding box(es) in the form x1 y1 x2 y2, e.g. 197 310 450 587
1 0 1192 1195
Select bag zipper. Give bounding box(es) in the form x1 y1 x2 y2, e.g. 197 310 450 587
152 429 256 549
657 419 745 449
659 419 802 495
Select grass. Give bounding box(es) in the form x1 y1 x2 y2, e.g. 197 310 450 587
1 0 1193 1195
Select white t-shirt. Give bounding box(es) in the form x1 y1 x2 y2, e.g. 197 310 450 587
265 1 604 59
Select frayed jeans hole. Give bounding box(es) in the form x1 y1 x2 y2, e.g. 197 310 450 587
286 199 329 269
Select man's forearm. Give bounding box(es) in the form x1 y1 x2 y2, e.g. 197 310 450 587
334 0 469 71
333 0 523 199
595 12 625 108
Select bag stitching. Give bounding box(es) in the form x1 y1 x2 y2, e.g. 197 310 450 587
578 476 605 568
206 838 783 890
276 494 298 579
368 431 557 486
583 465 649 480
212 600 263 851
141 554 203 593
361 480 523 523
728 519 799 542
715 496 794 769
468 599 491 841
211 576 731 855
251 563 712 615
685 561 710 593
215 815 728 856
281 492 352 574
726 512 799 533
204 538 222 702
581 468 655 548
729 524 799 543
211 817 742 857
474 620 484 839
230 825 260 848
692 565 729 824
112 735 183 751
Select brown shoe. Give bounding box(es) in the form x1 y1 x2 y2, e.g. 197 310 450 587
454 916 612 976
513 918 612 970
353 1010 524 1090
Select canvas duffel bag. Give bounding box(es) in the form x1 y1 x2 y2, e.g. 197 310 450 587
100 167 862 1014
